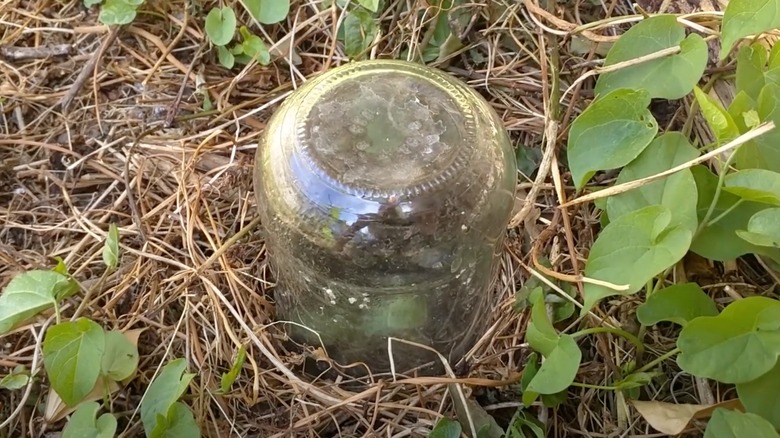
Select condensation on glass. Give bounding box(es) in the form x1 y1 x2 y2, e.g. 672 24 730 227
254 60 516 375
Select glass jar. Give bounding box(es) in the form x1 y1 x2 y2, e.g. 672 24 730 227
254 60 516 375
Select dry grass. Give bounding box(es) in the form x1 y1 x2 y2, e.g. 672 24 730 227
0 0 773 437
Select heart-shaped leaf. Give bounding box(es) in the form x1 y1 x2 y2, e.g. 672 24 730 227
525 335 581 395
704 408 780 438
690 165 777 261
205 7 236 46
567 88 657 189
720 0 780 60
737 361 780 429
637 283 719 327
149 402 201 438
43 318 106 406
595 15 708 100
737 208 780 248
341 8 378 59
141 358 195 437
242 0 290 25
724 169 780 205
430 417 462 438
101 330 139 381
606 132 699 234
99 0 138 25
677 296 780 383
62 402 117 438
0 270 79 335
582 205 692 312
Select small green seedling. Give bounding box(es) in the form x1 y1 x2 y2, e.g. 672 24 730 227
84 0 145 26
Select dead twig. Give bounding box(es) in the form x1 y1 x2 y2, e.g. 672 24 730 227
58 26 121 113
0 44 72 61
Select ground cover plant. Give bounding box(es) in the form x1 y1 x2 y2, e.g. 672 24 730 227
1 0 780 436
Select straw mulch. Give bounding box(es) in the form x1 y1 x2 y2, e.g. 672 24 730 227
0 0 764 437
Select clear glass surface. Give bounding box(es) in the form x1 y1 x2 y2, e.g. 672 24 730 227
254 60 516 375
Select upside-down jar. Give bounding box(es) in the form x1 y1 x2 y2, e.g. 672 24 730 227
254 60 516 375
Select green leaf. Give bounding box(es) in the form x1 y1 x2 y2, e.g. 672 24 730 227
690 165 773 260
0 366 29 390
526 294 559 357
694 86 740 143
239 27 271 65
101 330 139 381
62 402 117 438
636 283 719 326
84 0 102 6
149 402 201 438
677 296 780 383
737 361 780 429
567 88 657 189
102 223 120 271
341 8 378 59
613 372 659 391
737 208 780 247
728 90 758 133
770 42 780 68
516 143 543 179
606 132 699 234
43 318 106 406
53 257 69 276
242 0 290 24
526 335 581 395
744 109 762 129
205 7 237 46
582 205 692 312
217 46 235 69
141 358 195 437
429 417 462 438
0 270 79 335
507 411 545 438
358 0 379 11
99 0 138 25
724 169 780 205
704 408 780 438
219 345 246 393
217 45 233 69
520 352 541 406
733 83 780 173
720 0 780 60
736 44 767 101
595 15 708 100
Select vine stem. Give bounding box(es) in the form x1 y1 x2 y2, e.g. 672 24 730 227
572 326 645 355
635 347 681 374
707 198 745 227
570 382 621 391
693 149 740 241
